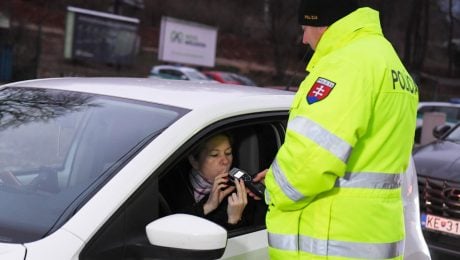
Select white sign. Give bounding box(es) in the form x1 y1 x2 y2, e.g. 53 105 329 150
158 16 217 67
65 6 139 65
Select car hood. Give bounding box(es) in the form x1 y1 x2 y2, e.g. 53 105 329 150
0 243 26 260
413 141 460 182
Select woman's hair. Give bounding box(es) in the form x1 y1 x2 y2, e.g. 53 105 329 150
189 132 233 160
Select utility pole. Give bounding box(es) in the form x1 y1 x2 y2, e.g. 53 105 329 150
448 0 454 77
113 0 120 15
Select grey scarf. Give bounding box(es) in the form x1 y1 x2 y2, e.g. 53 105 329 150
189 169 213 202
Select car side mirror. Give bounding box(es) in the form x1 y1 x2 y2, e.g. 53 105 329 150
145 214 227 260
432 124 451 139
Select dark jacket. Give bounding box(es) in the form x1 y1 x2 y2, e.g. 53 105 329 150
162 169 267 230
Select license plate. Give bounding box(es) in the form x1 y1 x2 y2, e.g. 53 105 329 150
421 214 460 236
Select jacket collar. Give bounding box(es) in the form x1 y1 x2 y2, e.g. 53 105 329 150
306 7 383 71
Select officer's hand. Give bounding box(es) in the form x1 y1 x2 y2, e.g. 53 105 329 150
253 169 267 184
247 169 267 200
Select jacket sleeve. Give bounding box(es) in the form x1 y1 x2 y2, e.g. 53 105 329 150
265 58 373 211
162 171 207 217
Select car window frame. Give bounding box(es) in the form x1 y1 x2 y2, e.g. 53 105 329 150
417 104 460 122
79 110 288 259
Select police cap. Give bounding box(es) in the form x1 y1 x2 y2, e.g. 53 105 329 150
298 0 359 27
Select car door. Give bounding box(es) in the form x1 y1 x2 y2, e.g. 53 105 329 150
79 111 287 260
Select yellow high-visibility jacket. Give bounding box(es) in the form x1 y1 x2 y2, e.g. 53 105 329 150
265 7 418 260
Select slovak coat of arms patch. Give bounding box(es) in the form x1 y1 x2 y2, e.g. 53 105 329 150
306 77 336 105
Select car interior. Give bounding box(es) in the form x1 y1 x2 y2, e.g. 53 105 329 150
80 115 287 259
158 123 283 234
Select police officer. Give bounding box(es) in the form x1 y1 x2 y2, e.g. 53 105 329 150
262 0 419 259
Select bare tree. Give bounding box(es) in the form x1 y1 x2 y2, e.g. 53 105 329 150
403 0 430 72
264 0 300 83
0 88 94 130
448 0 454 76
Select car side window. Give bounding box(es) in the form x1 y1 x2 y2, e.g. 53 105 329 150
418 105 460 123
159 122 284 236
80 115 287 259
159 69 187 80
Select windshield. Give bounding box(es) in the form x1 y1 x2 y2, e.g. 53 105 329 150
231 74 257 86
185 70 210 81
220 72 237 82
0 87 187 243
445 124 460 142
417 105 460 124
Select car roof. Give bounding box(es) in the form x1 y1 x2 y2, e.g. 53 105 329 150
152 65 199 73
2 77 293 110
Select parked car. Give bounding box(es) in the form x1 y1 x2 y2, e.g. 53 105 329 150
0 77 429 259
231 73 258 87
415 101 460 144
149 65 215 82
413 122 460 258
202 70 241 85
264 85 299 92
203 70 258 86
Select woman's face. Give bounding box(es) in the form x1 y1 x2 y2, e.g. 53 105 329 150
193 135 233 183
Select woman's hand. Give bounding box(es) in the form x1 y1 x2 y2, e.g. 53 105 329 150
227 179 248 224
203 173 235 215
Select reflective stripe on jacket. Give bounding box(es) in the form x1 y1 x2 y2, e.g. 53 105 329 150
265 7 418 260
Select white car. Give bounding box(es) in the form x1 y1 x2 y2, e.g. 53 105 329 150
149 65 215 82
0 78 429 259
